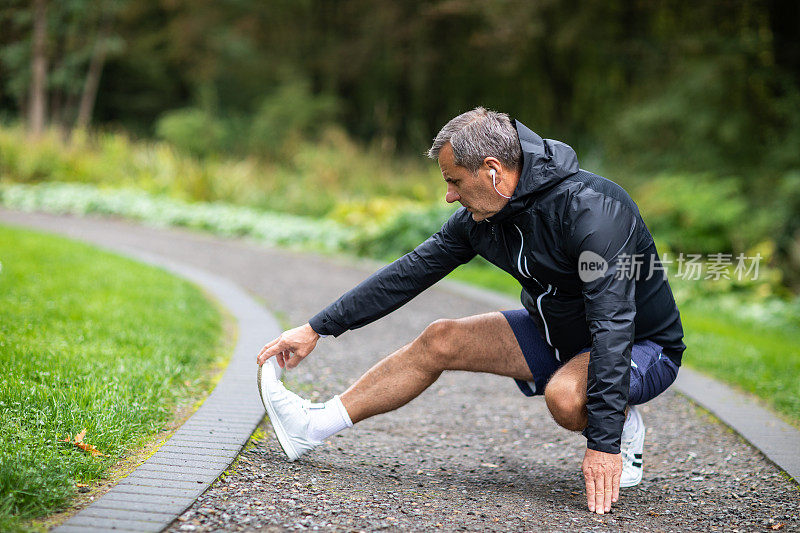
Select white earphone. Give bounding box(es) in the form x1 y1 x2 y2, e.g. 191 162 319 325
491 169 512 199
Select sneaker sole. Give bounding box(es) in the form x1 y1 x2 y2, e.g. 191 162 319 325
620 468 643 488
257 363 300 461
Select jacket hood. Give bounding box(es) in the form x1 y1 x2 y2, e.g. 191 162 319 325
490 119 580 221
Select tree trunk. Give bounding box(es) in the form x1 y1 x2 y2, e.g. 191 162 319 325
75 19 111 131
28 0 48 137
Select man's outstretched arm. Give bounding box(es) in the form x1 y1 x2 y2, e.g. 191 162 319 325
309 212 476 338
258 209 476 367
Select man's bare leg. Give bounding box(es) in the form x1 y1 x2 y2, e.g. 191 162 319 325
341 312 533 423
258 311 594 460
543 351 590 430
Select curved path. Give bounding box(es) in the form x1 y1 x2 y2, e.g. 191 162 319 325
2 210 798 532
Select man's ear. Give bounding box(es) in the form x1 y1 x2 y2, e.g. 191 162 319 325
483 157 503 180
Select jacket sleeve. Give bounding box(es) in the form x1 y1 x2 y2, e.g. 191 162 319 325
309 211 476 337
567 197 638 454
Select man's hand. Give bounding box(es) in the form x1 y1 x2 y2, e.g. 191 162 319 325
256 323 320 369
582 448 622 514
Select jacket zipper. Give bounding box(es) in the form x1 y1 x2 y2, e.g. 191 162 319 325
536 284 561 361
514 223 559 361
513 224 543 288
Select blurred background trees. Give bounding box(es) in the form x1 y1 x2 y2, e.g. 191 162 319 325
0 0 799 288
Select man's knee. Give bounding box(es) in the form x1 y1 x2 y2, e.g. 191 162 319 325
415 318 461 371
544 377 587 432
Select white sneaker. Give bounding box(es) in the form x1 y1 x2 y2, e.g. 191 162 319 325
257 364 323 461
620 405 645 487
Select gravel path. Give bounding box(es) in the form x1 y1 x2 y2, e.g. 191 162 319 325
2 211 798 533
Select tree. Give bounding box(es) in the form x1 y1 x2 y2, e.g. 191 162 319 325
28 0 47 136
0 0 125 134
75 2 123 130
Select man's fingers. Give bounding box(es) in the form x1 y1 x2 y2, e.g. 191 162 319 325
257 338 281 363
583 450 621 514
286 354 302 369
276 350 290 368
584 470 595 512
267 347 309 369
594 475 605 514
257 324 319 367
258 337 281 356
259 338 295 365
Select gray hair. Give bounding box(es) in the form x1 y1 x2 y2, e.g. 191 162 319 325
427 107 522 172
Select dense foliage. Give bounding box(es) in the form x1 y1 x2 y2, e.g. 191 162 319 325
2 1 798 157
1 0 798 285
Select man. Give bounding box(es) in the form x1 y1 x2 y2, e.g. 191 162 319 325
256 107 685 515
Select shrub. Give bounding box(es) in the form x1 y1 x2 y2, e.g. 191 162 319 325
0 123 441 221
0 126 65 183
0 182 351 252
351 203 458 259
155 108 231 158
634 173 774 254
248 79 339 156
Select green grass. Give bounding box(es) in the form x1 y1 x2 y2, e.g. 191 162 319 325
447 261 800 427
678 304 800 425
0 225 225 531
449 258 521 296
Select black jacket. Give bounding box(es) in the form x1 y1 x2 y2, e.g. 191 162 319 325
310 120 685 454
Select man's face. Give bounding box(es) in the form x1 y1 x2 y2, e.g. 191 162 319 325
438 142 505 222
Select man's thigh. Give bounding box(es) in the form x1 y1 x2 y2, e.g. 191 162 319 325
546 340 679 406
439 312 533 381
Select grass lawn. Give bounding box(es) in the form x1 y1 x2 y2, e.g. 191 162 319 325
448 260 800 427
0 225 225 532
677 304 800 425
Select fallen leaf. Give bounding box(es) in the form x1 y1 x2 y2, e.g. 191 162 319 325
61 429 108 457
771 524 784 531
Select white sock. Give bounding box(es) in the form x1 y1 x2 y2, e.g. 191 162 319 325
307 395 353 442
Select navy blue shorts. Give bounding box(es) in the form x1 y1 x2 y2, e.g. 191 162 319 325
501 309 679 404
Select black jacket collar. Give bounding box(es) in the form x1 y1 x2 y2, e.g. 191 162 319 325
489 120 580 222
